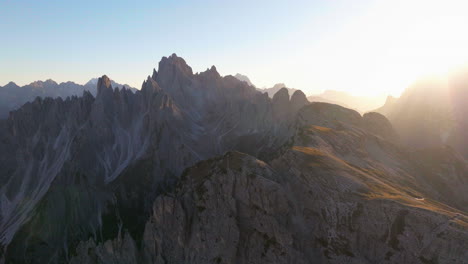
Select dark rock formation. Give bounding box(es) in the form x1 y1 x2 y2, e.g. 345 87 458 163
70 103 468 264
0 78 136 118
0 55 306 263
0 55 466 264
290 90 309 112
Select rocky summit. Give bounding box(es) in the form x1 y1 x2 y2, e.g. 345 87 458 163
0 55 467 264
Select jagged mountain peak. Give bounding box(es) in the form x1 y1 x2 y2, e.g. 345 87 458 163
290 90 309 112
234 73 254 87
96 75 113 95
291 90 307 103
198 65 221 80
2 82 19 89
272 87 290 102
158 53 193 78
141 76 161 95
30 79 58 88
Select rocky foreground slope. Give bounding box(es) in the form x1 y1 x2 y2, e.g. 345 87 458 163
70 103 468 264
0 55 467 263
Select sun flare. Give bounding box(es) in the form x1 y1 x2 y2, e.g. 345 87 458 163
299 0 468 97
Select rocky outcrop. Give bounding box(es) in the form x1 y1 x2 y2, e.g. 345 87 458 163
0 55 308 263
70 109 468 263
290 90 309 112
362 112 399 142
270 88 309 121
70 232 139 264
141 146 467 263
272 87 291 120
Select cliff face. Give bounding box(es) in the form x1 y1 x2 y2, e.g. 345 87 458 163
1 55 467 263
0 54 308 263
70 102 468 264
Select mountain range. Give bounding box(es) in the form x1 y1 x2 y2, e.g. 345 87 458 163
233 75 386 113
308 90 386 113
0 79 136 119
0 55 466 263
257 83 298 98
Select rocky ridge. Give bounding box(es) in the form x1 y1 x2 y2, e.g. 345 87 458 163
70 102 468 264
0 78 136 118
0 54 308 263
0 54 466 263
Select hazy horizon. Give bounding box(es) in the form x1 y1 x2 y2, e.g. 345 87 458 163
2 0 468 97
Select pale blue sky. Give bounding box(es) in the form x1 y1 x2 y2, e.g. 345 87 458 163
1 0 468 96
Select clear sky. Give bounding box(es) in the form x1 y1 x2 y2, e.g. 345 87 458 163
1 0 468 97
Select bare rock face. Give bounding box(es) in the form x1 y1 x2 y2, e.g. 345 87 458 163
1 55 467 263
0 55 304 263
272 87 290 105
138 148 467 264
298 102 363 131
272 88 290 120
96 75 112 94
271 88 308 120
70 102 467 264
70 232 139 264
290 90 309 113
362 112 399 142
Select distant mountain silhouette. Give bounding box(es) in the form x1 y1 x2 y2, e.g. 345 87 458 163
307 94 352 109
375 73 468 158
0 79 136 118
234 73 255 87
308 90 386 113
257 83 298 98
233 74 385 113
